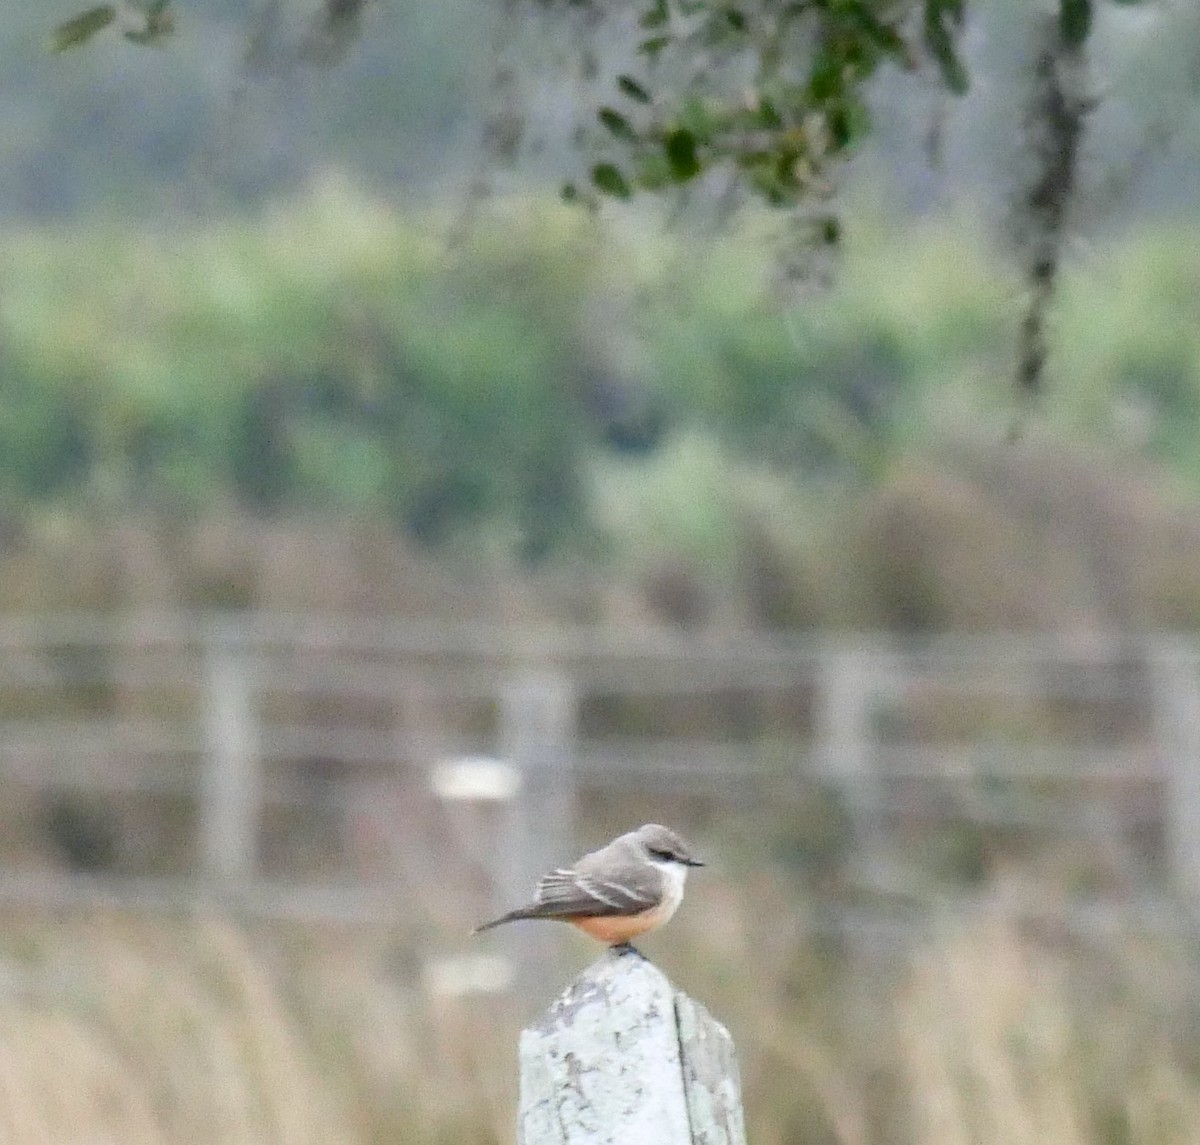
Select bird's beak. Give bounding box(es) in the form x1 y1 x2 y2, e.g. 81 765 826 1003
685 857 706 867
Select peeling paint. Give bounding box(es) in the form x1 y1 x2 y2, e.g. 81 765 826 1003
518 947 746 1144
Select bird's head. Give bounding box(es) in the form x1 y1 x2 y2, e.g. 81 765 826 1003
633 823 705 867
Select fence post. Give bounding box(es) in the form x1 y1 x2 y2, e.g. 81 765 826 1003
200 621 259 884
815 639 888 883
1148 637 1200 914
518 946 746 1145
496 670 576 980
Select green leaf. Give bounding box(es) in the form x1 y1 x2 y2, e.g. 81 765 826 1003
617 74 653 104
827 99 871 150
639 0 669 29
724 8 747 31
664 128 701 181
840 2 907 57
598 107 637 140
638 36 671 57
592 163 633 199
861 20 905 57
774 149 800 190
809 52 845 102
1059 0 1092 45
758 98 783 129
50 5 116 51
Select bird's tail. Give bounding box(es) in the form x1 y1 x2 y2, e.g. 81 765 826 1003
472 907 537 935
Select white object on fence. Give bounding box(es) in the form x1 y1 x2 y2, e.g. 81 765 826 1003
518 946 745 1145
430 755 522 803
200 627 259 883
429 753 525 990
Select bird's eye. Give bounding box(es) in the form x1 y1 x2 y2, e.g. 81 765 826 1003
648 847 674 860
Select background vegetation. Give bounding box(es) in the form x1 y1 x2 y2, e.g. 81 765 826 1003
4 185 1200 631
11 3 1200 1141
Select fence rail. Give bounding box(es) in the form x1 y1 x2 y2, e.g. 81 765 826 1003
0 614 1196 930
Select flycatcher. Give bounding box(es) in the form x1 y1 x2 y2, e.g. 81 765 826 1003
474 824 704 945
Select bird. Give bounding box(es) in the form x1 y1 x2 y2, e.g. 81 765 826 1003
474 824 704 946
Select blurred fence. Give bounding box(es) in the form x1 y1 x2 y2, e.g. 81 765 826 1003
0 614 1196 938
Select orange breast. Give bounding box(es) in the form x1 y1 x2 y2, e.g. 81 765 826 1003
570 900 674 945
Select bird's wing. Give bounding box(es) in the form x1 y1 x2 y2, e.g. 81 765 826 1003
531 855 662 918
473 840 664 931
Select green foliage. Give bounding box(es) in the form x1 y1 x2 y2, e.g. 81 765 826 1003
617 75 652 104
3 192 1200 561
50 5 116 51
591 163 632 199
664 129 701 182
533 0 1150 228
1059 0 1093 46
0 368 92 498
45 0 1161 255
51 0 174 51
559 0 925 212
598 108 636 141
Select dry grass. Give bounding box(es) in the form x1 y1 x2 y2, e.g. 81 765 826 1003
0 909 1198 1144
894 916 1200 1145
899 920 1089 1145
0 914 516 1145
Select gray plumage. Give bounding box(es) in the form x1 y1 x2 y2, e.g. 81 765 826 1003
474 824 703 933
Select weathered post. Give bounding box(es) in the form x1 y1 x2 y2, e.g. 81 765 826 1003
200 620 259 884
814 638 895 1067
518 947 745 1145
1148 636 1200 913
815 638 888 883
498 670 576 986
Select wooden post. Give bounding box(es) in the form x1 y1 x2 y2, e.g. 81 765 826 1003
200 623 259 884
518 947 746 1145
497 671 576 983
815 640 888 884
814 639 897 1069
1148 637 1200 913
